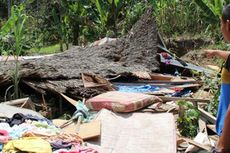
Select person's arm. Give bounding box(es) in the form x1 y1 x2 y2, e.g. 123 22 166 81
204 49 230 60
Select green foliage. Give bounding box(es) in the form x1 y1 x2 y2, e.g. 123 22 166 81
1 0 228 54
177 100 200 138
193 0 226 40
92 0 138 37
51 0 94 45
0 0 147 54
202 73 221 116
0 4 28 99
194 0 223 22
121 2 146 35
150 0 207 37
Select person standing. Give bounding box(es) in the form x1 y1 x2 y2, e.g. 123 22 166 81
205 4 230 153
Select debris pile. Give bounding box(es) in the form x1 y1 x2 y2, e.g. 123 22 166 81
0 7 159 100
0 7 220 153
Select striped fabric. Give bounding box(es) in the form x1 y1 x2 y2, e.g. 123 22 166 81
86 91 162 112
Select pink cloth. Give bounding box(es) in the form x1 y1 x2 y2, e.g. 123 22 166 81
0 129 10 143
59 151 79 153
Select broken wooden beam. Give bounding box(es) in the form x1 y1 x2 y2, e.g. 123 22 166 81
199 119 208 135
60 93 78 106
198 107 216 124
136 79 198 84
185 138 212 152
157 96 209 103
2 97 35 110
207 124 217 134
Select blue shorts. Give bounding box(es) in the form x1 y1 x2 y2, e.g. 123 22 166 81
216 83 230 136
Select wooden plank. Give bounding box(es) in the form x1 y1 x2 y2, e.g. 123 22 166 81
52 119 101 140
157 32 167 48
60 93 78 106
133 71 151 80
158 96 209 103
136 79 197 84
198 107 216 124
209 135 218 142
199 119 208 135
149 73 173 81
185 138 212 151
206 65 220 72
207 124 217 134
22 80 46 94
2 97 35 110
169 84 201 89
81 73 115 91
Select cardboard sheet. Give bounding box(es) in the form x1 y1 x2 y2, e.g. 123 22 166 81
0 104 43 118
88 109 176 153
52 119 101 140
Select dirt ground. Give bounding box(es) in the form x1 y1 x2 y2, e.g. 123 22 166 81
165 36 223 70
181 49 223 70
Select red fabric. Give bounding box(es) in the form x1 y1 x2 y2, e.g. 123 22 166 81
161 52 172 59
86 91 162 112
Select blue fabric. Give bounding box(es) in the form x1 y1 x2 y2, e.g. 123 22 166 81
171 90 192 97
116 85 160 93
216 83 230 136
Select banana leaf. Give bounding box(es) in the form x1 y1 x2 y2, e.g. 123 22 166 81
0 6 18 36
194 0 219 23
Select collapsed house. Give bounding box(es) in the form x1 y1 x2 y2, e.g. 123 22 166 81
0 7 217 153
0 7 159 99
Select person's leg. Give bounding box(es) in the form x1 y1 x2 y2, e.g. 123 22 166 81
218 104 230 152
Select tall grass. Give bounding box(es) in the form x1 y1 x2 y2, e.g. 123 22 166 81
151 0 211 37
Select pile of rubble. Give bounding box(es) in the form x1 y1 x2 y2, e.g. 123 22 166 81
0 7 219 153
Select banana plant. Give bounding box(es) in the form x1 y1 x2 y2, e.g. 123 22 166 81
194 0 224 23
92 0 125 36
52 8 70 51
53 0 92 45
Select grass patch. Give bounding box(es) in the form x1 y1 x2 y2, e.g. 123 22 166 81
28 44 63 55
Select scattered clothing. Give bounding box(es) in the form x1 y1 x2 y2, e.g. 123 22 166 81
6 113 27 127
5 123 35 139
44 133 82 145
0 112 91 153
52 145 99 153
3 137 52 153
0 130 9 144
5 113 53 127
50 140 72 150
24 114 53 125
